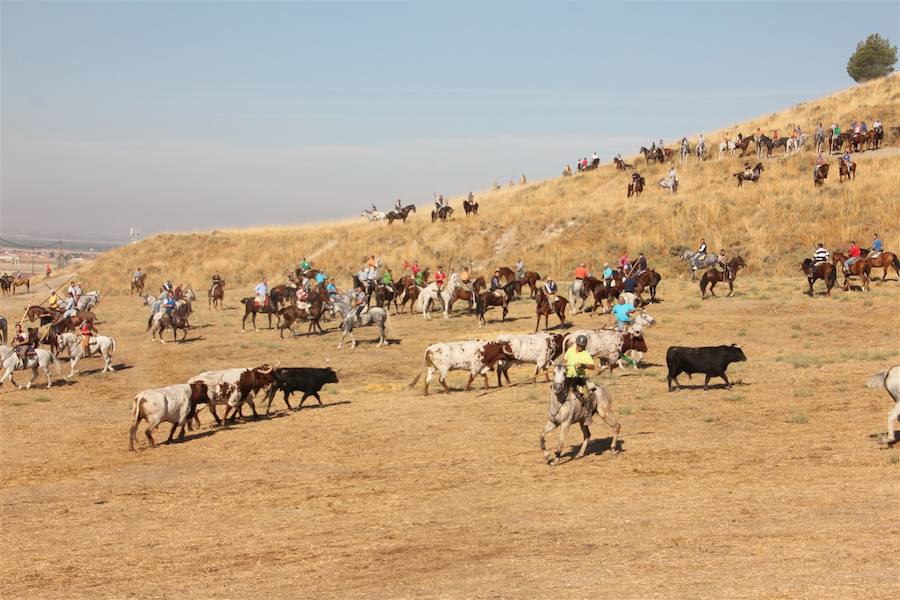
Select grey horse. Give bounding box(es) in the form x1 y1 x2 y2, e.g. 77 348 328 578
0 315 7 345
681 249 718 282
540 364 620 466
0 344 60 389
77 290 101 311
337 307 389 349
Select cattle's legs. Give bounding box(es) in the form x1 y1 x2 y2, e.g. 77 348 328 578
208 404 222 425
166 422 179 443
145 424 157 448
464 374 475 391
482 373 490 390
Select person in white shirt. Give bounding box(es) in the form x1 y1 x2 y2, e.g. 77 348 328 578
813 243 829 264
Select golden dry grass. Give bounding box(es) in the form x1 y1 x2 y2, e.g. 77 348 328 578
1 270 898 598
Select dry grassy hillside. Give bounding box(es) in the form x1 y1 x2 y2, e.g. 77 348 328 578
81 76 900 294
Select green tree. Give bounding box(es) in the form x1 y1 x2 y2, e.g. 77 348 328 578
846 34 897 82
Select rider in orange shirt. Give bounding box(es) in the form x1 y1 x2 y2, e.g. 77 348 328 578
574 263 588 280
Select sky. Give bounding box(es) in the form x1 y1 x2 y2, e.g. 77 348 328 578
1 0 898 239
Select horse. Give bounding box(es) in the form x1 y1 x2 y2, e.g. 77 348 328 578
832 252 871 292
414 281 452 320
830 132 851 154
10 276 30 295
839 159 856 182
372 284 400 313
240 297 279 331
361 209 385 222
26 305 58 326
718 140 736 159
872 126 884 150
0 344 60 389
658 176 678 194
521 271 541 297
446 277 484 314
680 250 718 282
150 313 190 343
562 164 574 177
613 157 632 170
771 136 789 155
337 307 389 349
733 135 754 157
55 331 116 378
539 364 620 466
463 199 479 215
800 259 836 297
497 266 519 285
77 291 102 312
534 288 567 332
861 249 900 281
627 175 645 198
52 311 97 334
633 269 662 303
431 205 453 222
814 163 829 186
474 284 516 326
386 204 416 224
696 140 707 161
700 256 747 299
131 273 147 296
277 300 327 338
0 315 7 345
679 139 691 165
850 132 869 153
209 280 225 310
734 163 764 188
268 285 297 311
755 135 774 159
639 146 664 164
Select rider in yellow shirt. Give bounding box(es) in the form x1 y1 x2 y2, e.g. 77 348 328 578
563 334 595 400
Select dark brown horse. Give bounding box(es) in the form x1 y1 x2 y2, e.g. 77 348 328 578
830 132 851 153
832 252 870 291
209 280 225 310
801 259 837 296
241 297 279 331
862 249 900 281
839 159 856 182
613 157 633 170
633 269 662 303
534 288 567 332
734 163 764 188
700 256 746 299
463 199 479 215
475 284 515 326
276 297 327 338
733 135 754 157
52 311 97 333
445 277 484 314
627 175 645 197
497 266 517 284
151 313 190 343
26 305 58 325
268 285 297 311
521 271 541 297
131 273 147 296
814 163 829 186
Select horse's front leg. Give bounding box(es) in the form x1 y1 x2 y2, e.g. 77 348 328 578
555 422 570 466
540 420 557 464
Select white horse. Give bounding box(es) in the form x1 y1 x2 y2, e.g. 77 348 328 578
417 281 453 320
361 210 385 222
679 139 691 165
337 307 389 349
57 332 117 378
540 364 620 465
0 345 60 389
718 140 736 159
658 176 678 194
568 279 591 315
77 290 102 311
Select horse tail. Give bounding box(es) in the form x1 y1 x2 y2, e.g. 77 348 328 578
699 272 709 296
866 370 889 392
146 314 154 331
827 264 837 288
892 253 900 275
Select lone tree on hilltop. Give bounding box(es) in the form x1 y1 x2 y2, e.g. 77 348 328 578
847 34 897 82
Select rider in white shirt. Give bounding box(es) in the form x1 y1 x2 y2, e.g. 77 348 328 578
813 243 829 264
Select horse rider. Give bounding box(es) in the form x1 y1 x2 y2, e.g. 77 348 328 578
622 273 638 298
871 233 883 258
611 295 637 332
414 268 426 287
631 171 642 184
841 150 855 172
12 322 34 361
667 164 677 183
814 152 827 179
381 268 394 287
295 285 309 308
602 263 614 289
574 262 588 282
716 249 728 277
79 319 97 357
544 278 559 306
434 266 447 290
632 252 648 277
55 292 78 324
844 241 862 274
459 265 472 288
698 133 705 153
618 250 630 273
742 161 754 179
490 271 503 298
47 288 62 309
210 271 223 296
367 255 378 269
410 259 420 278
395 198 403 211
133 267 144 285
299 257 311 272
173 283 185 301
814 123 825 154
468 192 474 203
515 258 525 281
693 238 708 270
371 203 377 213
315 270 327 287
563 334 595 401
860 121 867 134
352 285 368 317
326 279 338 300
364 266 378 292
255 278 269 307
813 242 829 264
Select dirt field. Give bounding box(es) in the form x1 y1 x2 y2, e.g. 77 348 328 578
1 272 898 599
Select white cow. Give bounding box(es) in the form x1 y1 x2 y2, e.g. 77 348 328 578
129 382 208 451
408 340 515 395
57 332 116 378
867 365 900 446
496 332 564 384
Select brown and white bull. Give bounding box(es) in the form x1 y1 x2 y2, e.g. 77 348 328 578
408 340 516 395
495 332 565 385
129 382 209 451
188 364 275 425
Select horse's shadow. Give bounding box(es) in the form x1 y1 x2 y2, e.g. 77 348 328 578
174 336 205 344
556 437 625 464
545 322 574 331
78 363 134 376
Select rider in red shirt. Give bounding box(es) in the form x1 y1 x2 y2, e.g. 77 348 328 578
434 266 446 289
844 240 862 273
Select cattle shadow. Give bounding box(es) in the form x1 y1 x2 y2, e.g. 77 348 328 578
265 399 352 416
669 380 749 391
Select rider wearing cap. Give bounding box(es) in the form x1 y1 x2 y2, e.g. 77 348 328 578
563 334 595 400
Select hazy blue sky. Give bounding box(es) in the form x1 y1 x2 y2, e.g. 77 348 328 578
2 1 898 238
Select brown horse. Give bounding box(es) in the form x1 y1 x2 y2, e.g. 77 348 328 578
832 252 870 291
521 271 541 297
445 277 484 314
276 297 327 338
497 266 517 284
814 163 829 186
838 159 856 182
130 273 146 296
627 175 645 197
535 288 567 332
53 311 97 333
26 305 58 325
240 297 279 331
475 285 515 326
862 249 900 281
734 163 764 188
151 313 190 343
733 135 754 157
633 269 662 303
800 259 837 296
700 256 746 299
398 284 420 313
613 157 633 170
209 280 225 310
10 276 30 295
830 132 851 153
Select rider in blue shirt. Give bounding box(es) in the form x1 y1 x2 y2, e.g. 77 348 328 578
611 297 636 331
872 233 883 254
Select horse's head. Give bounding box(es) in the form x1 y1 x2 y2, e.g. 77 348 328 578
732 256 747 269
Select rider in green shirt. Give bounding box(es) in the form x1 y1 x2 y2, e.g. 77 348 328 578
382 269 393 285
